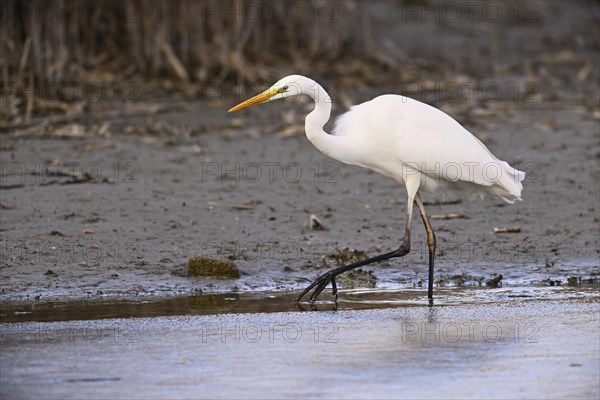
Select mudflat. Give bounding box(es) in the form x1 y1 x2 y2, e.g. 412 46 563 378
1 0 598 303
0 100 598 301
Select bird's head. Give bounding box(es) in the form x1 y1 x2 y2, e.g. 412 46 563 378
228 75 306 113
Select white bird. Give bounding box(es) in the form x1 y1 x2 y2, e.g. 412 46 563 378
228 75 525 304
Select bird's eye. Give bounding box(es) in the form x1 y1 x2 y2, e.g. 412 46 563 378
279 86 288 93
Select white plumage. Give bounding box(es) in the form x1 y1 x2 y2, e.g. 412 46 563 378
228 74 525 303
331 94 525 203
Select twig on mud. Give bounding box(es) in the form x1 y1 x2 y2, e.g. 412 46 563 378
431 213 468 220
493 226 522 234
207 202 254 210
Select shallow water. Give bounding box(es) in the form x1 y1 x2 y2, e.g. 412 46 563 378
1 296 598 399
1 285 598 323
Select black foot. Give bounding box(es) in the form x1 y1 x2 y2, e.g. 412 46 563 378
293 244 411 305
294 271 338 304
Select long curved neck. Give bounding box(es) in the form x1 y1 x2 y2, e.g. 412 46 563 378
304 81 346 161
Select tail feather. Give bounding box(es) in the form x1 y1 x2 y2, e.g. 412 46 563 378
494 163 525 203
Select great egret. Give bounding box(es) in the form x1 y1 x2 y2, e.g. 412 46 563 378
228 75 525 304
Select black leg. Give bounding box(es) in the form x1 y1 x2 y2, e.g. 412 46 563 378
294 241 411 304
295 195 415 304
415 193 436 300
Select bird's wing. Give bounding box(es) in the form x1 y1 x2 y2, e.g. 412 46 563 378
356 95 524 194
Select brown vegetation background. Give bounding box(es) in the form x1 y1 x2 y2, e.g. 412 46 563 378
1 0 598 127
1 0 373 124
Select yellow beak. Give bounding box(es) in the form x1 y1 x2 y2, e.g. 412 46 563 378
228 88 277 113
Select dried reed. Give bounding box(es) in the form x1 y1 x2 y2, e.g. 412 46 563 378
1 0 372 122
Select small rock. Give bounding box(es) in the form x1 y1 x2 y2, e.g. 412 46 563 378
188 257 240 279
318 248 368 269
310 214 327 231
337 269 377 289
567 276 580 286
486 274 503 288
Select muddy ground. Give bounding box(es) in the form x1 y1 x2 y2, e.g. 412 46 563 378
0 1 599 303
